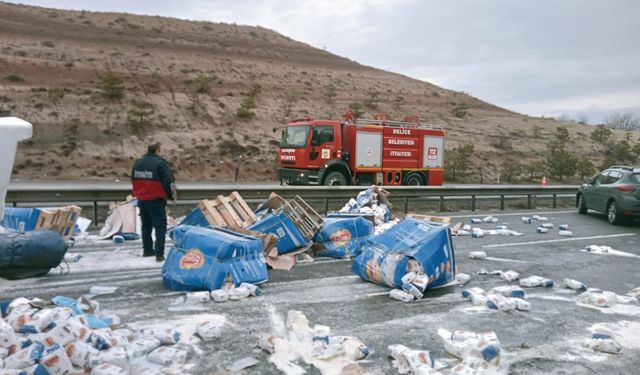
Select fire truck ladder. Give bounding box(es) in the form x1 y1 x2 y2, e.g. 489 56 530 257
354 118 446 130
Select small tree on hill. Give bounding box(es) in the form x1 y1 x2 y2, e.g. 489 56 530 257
501 161 522 183
606 112 640 131
522 160 546 181
445 144 474 182
576 155 596 181
546 126 577 181
127 100 154 135
101 72 124 100
590 125 611 143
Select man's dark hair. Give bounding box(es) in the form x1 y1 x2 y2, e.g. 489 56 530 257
147 142 161 154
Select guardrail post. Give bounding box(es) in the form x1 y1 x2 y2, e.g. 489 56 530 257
527 194 532 209
323 198 329 214
403 197 409 214
471 195 476 211
439 196 444 212
93 201 98 227
552 194 557 209
12 201 17 207
500 195 505 210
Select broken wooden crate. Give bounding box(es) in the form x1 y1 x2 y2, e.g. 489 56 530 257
1 205 81 240
198 191 258 228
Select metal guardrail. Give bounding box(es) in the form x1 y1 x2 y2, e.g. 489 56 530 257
6 183 579 225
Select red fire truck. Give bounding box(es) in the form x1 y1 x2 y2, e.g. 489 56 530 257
277 113 445 186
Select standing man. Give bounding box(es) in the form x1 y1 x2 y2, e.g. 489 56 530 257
131 142 176 262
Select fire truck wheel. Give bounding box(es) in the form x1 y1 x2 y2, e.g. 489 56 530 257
324 171 347 186
404 173 425 186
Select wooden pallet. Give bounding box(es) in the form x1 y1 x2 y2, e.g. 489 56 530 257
199 191 257 228
280 195 323 241
35 205 82 240
406 213 451 224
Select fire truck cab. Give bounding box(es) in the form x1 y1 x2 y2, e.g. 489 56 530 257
277 113 445 186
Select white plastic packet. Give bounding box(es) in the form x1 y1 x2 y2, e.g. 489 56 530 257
500 270 520 282
0 318 17 348
89 346 130 369
583 336 621 354
469 251 487 260
65 340 97 368
147 346 187 366
42 323 76 347
412 274 429 292
519 276 553 288
40 346 73 375
228 286 251 301
563 279 587 292
210 289 229 302
577 291 617 307
183 291 210 304
240 283 263 297
455 273 471 285
196 320 223 341
402 283 424 300
390 289 414 303
401 272 418 284
128 337 161 358
143 328 181 345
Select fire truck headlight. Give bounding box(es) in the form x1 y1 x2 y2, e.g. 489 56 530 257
299 173 304 177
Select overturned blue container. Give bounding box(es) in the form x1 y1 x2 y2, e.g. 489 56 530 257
162 225 267 291
314 215 374 258
178 207 210 228
352 218 455 289
248 212 308 254
0 207 43 231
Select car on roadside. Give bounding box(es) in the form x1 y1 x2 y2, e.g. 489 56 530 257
576 166 640 225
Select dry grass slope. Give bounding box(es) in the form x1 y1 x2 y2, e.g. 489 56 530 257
0 2 633 183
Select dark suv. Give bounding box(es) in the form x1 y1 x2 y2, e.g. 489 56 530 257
577 166 640 225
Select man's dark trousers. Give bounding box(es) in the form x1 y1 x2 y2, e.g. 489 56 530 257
139 199 167 257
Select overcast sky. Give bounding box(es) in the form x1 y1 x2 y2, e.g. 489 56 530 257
13 0 640 124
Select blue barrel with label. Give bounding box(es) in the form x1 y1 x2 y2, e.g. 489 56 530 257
248 212 308 254
162 225 267 291
352 218 455 289
313 215 374 258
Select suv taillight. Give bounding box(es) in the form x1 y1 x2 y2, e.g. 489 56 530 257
618 184 637 193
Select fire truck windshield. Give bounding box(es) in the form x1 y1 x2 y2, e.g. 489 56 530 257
280 125 311 148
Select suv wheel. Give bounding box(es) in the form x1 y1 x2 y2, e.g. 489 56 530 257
607 201 623 225
577 194 587 214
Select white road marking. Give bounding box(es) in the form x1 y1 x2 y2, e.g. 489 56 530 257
482 233 636 248
484 256 530 263
452 210 576 218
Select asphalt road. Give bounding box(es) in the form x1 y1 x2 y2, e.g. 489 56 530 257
2 208 639 374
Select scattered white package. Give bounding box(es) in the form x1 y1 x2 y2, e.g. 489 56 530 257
40 346 73 375
462 224 472 231
196 320 223 341
43 323 77 348
89 286 119 296
64 252 82 262
3 342 44 369
91 363 128 375
127 337 161 358
462 287 485 299
143 328 180 345
0 319 17 348
470 293 488 306
210 289 229 302
469 251 487 260
576 291 617 307
401 272 418 284
583 336 621 354
470 218 482 224
411 274 429 292
90 346 130 369
558 230 573 237
455 273 471 285
402 283 424 300
563 279 587 292
228 286 251 301
64 318 92 342
501 270 520 282
516 299 531 311
519 276 553 288
540 223 554 228
240 283 262 296
257 335 276 354
147 346 187 366
183 291 210 304
390 289 414 303
471 228 484 238
65 340 97 368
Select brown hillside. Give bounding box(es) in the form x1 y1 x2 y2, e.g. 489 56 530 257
0 2 630 183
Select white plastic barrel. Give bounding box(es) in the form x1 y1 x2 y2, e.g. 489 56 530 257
0 117 33 221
